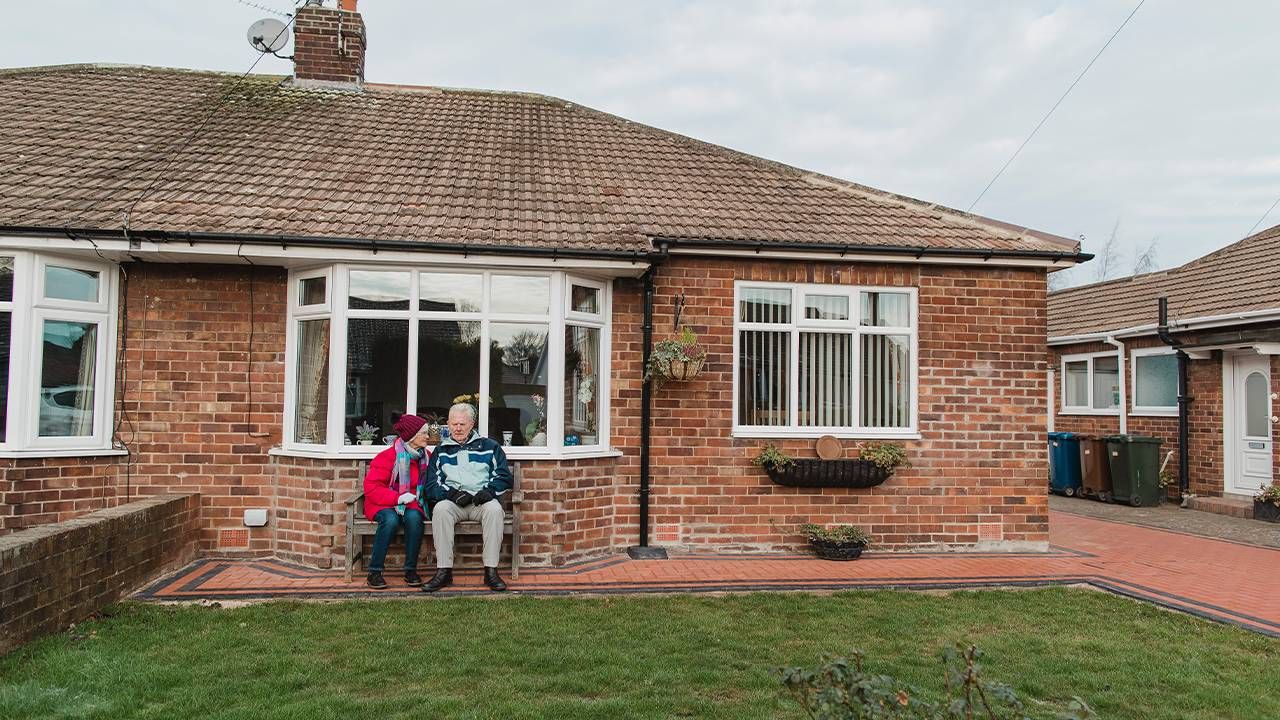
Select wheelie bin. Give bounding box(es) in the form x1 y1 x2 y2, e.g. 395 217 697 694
1047 432 1083 496
1105 435 1164 507
1077 434 1113 502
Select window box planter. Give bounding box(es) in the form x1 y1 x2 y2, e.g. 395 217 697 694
1255 500 1280 523
766 459 890 489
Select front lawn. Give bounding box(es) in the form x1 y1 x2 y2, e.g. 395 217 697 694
1 588 1276 719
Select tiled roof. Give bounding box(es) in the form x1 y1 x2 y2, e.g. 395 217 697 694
0 64 1079 256
1048 223 1280 338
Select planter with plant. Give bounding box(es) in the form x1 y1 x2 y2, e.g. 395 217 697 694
354 421 379 446
645 327 707 385
1255 481 1280 523
752 441 907 489
799 523 871 560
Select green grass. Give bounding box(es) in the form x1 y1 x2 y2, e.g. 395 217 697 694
1 588 1276 719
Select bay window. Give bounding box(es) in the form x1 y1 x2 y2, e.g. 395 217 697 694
734 282 917 437
285 266 611 455
0 253 118 454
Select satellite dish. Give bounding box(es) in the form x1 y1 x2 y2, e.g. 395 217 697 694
247 18 290 54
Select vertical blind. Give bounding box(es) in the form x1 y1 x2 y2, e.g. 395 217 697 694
737 285 913 430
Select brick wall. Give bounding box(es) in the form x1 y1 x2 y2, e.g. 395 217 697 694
612 258 1050 552
0 457 122 533
292 4 365 85
0 493 200 655
1050 328 1280 497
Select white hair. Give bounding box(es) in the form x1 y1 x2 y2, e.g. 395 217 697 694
448 403 478 423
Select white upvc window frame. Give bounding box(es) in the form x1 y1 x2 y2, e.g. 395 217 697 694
1060 350 1122 416
282 264 614 459
1130 346 1179 416
0 252 120 455
731 281 919 439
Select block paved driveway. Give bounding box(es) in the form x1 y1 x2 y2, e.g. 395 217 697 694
136 509 1280 637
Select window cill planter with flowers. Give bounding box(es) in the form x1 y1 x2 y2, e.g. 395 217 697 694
354 421 380 446
799 523 871 561
1255 481 1280 523
752 441 908 489
644 327 707 386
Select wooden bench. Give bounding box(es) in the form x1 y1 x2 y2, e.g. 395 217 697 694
344 467 522 582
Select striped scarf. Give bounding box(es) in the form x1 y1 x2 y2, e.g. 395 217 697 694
392 438 429 516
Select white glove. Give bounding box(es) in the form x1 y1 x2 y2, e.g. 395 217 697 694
397 492 416 505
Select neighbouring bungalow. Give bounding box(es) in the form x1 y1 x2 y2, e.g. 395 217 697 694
1047 224 1279 514
0 0 1087 569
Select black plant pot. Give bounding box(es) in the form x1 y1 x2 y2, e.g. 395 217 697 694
1255 500 1280 523
809 541 867 561
766 459 891 489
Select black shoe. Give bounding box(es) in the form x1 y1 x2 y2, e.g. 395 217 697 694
484 567 507 592
421 568 453 593
403 570 423 587
366 571 388 590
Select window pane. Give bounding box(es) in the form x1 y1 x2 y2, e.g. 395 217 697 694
45 265 100 303
739 288 790 324
348 270 410 310
294 319 329 444
0 256 13 302
799 332 852 426
489 323 549 446
804 294 848 320
417 320 481 423
1064 360 1088 407
299 276 326 306
738 330 790 425
0 311 9 441
565 325 601 445
39 320 97 437
345 319 408 443
1092 355 1119 410
420 273 482 313
860 292 910 327
570 284 600 314
491 275 550 315
860 334 910 428
1135 354 1177 408
1245 372 1269 438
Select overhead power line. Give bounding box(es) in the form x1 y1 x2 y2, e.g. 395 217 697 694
1244 195 1280 238
968 0 1146 212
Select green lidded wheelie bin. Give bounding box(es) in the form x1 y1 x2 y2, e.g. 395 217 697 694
1105 435 1163 507
1077 435 1113 502
1047 432 1083 496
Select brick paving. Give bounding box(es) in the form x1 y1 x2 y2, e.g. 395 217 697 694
136 510 1280 638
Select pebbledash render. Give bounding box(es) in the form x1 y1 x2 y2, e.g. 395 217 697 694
0 1 1086 569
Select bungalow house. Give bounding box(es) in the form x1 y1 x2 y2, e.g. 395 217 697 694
0 0 1087 569
1047 224 1280 512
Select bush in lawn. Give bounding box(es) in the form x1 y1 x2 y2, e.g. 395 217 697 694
779 643 1095 719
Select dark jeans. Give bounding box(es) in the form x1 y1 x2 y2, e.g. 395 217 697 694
368 508 424 573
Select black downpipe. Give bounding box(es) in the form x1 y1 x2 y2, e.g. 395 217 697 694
1156 297 1192 501
628 263 668 559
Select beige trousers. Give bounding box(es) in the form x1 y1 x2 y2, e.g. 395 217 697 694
431 499 505 568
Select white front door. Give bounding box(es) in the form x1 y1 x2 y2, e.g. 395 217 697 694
1226 353 1274 495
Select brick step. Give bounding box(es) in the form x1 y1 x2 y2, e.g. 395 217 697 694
1187 495 1255 519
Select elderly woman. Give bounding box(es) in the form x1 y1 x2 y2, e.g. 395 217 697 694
361 414 431 589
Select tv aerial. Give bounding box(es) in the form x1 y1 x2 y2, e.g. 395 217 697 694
247 18 293 59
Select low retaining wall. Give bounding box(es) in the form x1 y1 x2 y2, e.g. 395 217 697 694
0 493 200 655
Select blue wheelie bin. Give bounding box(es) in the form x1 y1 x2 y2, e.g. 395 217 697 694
1048 432 1083 497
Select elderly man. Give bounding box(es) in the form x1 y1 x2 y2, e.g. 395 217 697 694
420 402 513 592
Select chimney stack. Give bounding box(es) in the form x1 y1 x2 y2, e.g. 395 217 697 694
291 0 365 89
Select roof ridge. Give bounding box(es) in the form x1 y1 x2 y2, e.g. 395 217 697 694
1049 269 1168 297
0 62 271 79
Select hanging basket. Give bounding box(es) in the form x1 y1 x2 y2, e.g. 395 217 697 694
1255 500 1280 523
809 541 867 561
766 459 891 489
657 356 705 382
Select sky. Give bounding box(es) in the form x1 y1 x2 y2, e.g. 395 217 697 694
4 1 1278 288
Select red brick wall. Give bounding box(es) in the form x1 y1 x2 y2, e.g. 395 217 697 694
5 256 1056 566
1050 327 1280 497
0 493 200 654
613 258 1050 552
292 5 365 85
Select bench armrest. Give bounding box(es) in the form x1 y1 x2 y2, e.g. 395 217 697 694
343 491 365 506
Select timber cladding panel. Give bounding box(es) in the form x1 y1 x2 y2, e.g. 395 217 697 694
0 493 200 655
